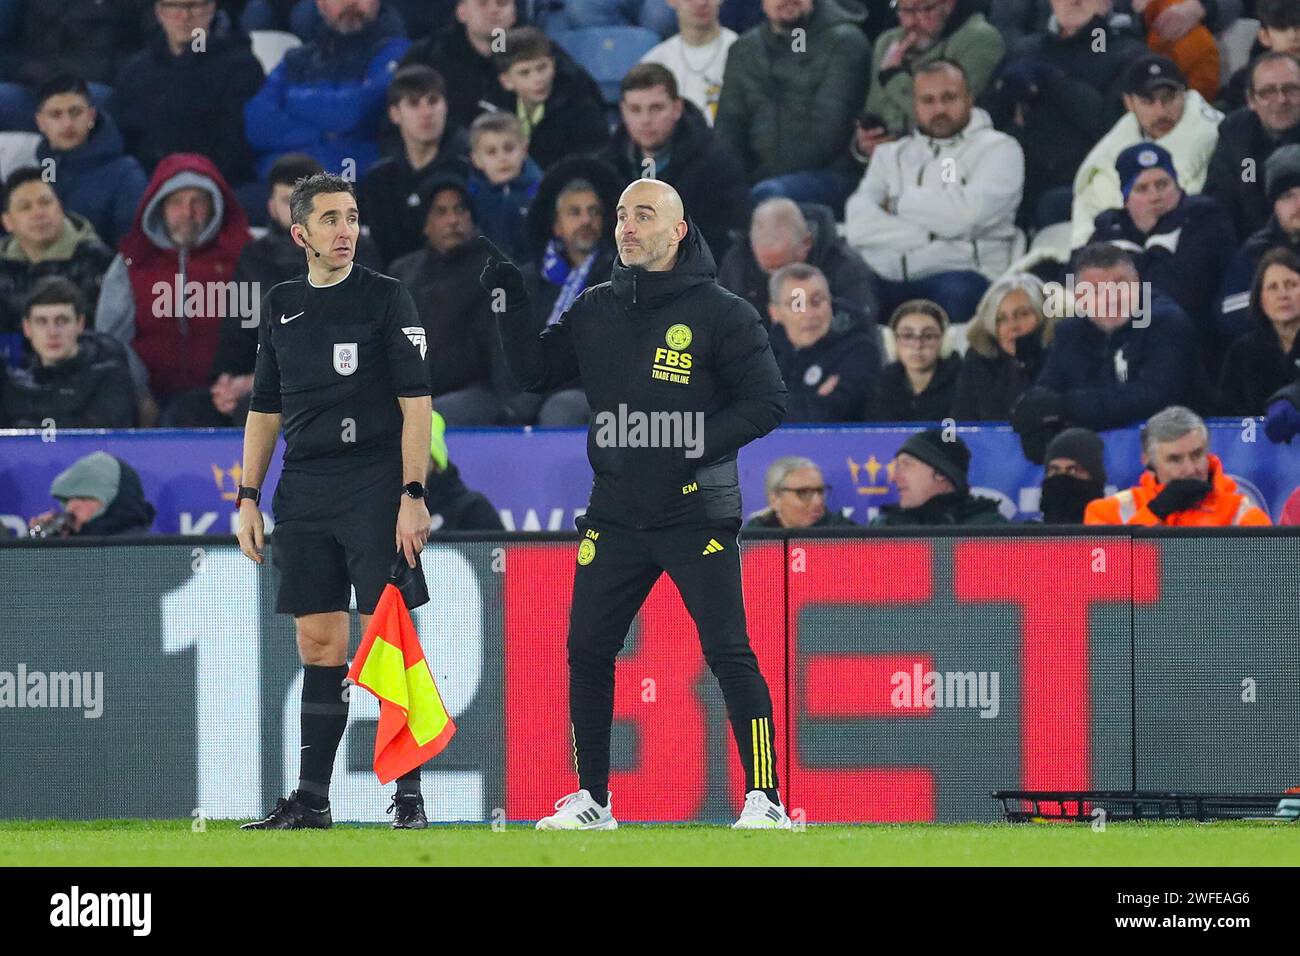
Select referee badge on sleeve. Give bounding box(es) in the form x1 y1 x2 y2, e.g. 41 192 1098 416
403 326 428 360
333 342 358 376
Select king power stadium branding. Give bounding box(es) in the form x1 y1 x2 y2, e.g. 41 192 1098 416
0 424 1289 536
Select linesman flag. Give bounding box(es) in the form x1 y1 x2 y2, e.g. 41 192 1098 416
346 553 455 784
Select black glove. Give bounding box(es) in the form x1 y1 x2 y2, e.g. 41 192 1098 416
477 236 526 308
1010 386 1067 465
389 549 429 611
1146 478 1213 520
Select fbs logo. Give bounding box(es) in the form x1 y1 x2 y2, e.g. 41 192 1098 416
701 537 724 555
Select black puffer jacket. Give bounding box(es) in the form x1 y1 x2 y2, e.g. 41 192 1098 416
0 331 136 427
496 219 788 529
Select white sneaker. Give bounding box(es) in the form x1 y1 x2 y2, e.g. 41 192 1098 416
1275 787 1300 821
732 790 793 829
535 790 618 830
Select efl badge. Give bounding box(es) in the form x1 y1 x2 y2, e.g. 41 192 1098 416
665 324 692 350
333 342 358 376
403 326 428 360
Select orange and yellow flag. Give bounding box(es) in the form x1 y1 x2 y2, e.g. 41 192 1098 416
346 582 456 784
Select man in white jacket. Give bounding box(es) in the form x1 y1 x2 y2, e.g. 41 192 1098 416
1069 54 1223 249
845 59 1024 324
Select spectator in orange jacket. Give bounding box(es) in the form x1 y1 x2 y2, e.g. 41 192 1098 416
1085 405 1271 526
1132 0 1219 103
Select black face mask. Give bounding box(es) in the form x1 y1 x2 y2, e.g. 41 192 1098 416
1039 473 1104 524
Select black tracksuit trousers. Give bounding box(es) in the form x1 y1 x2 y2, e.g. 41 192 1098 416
567 514 778 803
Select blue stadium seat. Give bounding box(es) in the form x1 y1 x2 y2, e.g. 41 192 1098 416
546 26 662 106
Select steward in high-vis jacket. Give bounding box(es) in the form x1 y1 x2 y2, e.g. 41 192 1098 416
477 178 793 832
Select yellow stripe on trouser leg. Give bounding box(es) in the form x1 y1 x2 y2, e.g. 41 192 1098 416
764 718 773 789
751 718 760 790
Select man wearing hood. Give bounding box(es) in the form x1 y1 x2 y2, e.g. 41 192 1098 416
94 153 251 423
714 0 872 212
114 0 265 191
1085 405 1270 525
1038 427 1107 523
33 75 149 247
0 168 114 337
244 0 410 179
869 429 1008 525
27 451 156 538
846 60 1024 323
480 178 793 830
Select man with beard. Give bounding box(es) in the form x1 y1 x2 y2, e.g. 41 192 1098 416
479 178 792 829
1037 427 1107 524
846 60 1024 322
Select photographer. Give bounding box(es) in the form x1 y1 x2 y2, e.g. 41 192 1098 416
28 451 156 538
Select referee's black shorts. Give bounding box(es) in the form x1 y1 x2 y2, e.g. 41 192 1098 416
270 455 401 617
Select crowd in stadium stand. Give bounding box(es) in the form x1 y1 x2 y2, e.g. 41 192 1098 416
0 0 1298 529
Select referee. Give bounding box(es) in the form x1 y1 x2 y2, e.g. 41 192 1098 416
235 173 434 830
479 179 792 829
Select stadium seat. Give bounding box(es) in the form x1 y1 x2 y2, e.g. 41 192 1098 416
0 130 39 179
249 30 303 76
546 26 662 105
944 321 969 357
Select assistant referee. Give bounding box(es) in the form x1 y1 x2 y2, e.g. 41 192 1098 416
480 179 792 830
235 173 434 831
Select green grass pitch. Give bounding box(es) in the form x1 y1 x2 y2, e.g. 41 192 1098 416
1 820 1297 866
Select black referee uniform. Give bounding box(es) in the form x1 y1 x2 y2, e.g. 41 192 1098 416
489 222 789 805
248 261 430 814
250 263 431 616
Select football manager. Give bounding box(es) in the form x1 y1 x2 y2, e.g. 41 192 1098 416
234 172 435 830
478 178 792 830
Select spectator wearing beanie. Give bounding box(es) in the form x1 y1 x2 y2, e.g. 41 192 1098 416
490 27 608 172
361 64 472 267
869 429 1007 526
1204 51 1300 240
244 0 410 179
1217 247 1300 417
33 75 149 247
766 263 881 423
36 451 157 537
1071 54 1223 251
1037 427 1107 524
114 1 265 191
1088 141 1236 366
866 300 962 422
1217 143 1300 340
951 273 1055 421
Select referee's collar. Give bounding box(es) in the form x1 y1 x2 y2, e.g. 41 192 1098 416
307 261 355 289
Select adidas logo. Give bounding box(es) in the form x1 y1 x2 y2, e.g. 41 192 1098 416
702 538 724 555
577 808 603 824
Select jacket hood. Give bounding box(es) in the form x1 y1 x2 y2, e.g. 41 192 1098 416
36 111 128 166
119 152 250 259
610 215 716 310
81 458 156 536
0 210 101 263
525 154 624 257
427 460 468 506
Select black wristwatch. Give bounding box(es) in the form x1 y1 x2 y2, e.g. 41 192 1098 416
403 481 425 500
236 485 261 507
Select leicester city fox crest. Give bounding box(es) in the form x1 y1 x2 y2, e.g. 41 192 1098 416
333 342 358 376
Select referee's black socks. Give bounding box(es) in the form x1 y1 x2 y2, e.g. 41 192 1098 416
298 664 350 807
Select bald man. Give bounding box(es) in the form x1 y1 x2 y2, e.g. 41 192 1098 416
479 179 791 829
